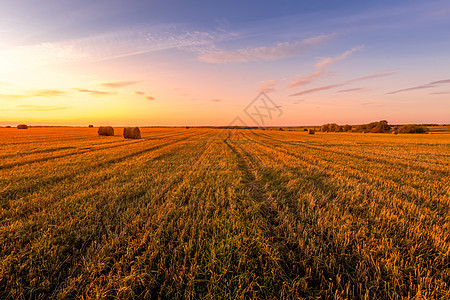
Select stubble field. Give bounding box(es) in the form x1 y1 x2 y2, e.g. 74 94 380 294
0 127 449 299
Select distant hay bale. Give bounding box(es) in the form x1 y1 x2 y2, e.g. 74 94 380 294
428 132 433 134
17 124 28 129
88 125 94 128
123 127 141 139
98 126 114 136
308 129 315 134
392 131 397 134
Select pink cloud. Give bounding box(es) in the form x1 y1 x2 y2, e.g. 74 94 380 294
290 84 344 96
336 88 364 93
76 89 116 96
101 80 140 88
315 45 364 69
290 71 396 96
198 34 333 64
258 83 276 93
288 69 324 88
288 45 363 88
211 99 221 102
348 72 396 83
134 91 145 95
146 96 155 101
387 78 450 94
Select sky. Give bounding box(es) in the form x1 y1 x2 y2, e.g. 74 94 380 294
0 0 449 126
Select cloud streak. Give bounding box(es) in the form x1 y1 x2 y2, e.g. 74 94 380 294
76 89 116 96
101 81 140 88
33 89 67 97
258 83 276 93
387 78 450 94
17 105 69 111
288 45 363 88
290 71 395 96
336 88 364 93
199 34 334 63
0 25 225 73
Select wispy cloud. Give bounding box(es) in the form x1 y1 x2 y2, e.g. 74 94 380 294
0 93 28 99
134 91 145 95
430 91 450 95
290 71 395 96
0 25 224 73
33 89 67 97
17 105 69 111
387 78 450 94
336 88 365 93
349 72 396 82
199 34 334 64
76 89 116 96
432 8 450 16
315 45 364 69
258 83 276 93
290 84 344 96
101 81 140 88
211 99 221 102
146 96 155 101
288 45 363 88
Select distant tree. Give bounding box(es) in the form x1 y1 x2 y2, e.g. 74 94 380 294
343 124 352 132
329 123 340 132
321 124 329 132
397 124 429 133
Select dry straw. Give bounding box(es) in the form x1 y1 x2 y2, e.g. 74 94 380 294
123 127 141 139
98 126 114 136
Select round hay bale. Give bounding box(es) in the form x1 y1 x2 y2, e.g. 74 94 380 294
17 124 28 129
98 126 114 136
123 127 141 139
88 125 94 128
308 129 315 134
392 131 397 134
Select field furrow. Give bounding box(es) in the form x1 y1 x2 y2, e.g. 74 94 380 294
0 128 449 299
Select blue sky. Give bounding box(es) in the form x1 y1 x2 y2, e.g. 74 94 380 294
0 0 449 125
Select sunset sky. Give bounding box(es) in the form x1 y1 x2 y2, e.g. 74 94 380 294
0 0 449 126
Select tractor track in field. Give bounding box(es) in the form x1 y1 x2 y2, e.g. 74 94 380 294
239 131 450 260
235 131 450 294
223 130 280 237
0 131 201 171
244 130 450 214
0 130 211 203
248 131 448 193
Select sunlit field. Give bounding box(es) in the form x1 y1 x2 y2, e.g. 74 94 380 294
1 127 449 299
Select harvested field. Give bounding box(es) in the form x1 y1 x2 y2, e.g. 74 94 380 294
0 127 449 299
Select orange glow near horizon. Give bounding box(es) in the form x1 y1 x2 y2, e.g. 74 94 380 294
1 1 449 126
